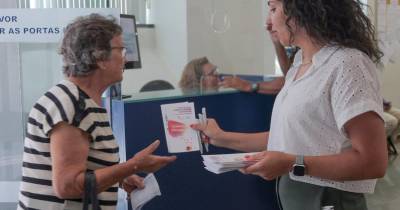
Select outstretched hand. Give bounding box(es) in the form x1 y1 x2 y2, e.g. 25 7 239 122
130 140 177 174
219 76 252 92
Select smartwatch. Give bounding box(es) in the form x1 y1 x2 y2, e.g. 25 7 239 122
292 155 306 176
251 83 259 92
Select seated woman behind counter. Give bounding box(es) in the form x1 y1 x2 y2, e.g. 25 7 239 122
179 57 220 93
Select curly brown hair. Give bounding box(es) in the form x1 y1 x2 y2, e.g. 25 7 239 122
179 57 209 92
281 0 383 63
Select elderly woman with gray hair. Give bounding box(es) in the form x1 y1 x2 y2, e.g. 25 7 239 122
18 14 176 210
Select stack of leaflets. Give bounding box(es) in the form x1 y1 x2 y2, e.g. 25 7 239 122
201 152 259 174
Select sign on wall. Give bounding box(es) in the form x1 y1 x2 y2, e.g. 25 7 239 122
0 8 119 43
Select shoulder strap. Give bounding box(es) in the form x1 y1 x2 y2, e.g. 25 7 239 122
82 171 100 210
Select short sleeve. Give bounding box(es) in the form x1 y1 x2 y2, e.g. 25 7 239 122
330 51 384 135
39 83 96 140
38 87 75 136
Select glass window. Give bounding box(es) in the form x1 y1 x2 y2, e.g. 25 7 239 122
17 0 146 22
0 42 24 210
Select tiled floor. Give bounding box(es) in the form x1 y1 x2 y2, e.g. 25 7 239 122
366 142 400 210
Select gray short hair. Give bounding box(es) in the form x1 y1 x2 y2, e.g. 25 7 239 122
60 13 122 77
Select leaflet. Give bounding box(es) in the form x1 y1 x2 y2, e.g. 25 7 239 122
161 102 200 153
130 173 161 210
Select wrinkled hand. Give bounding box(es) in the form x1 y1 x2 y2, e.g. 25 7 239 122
120 174 145 194
129 140 176 173
219 76 251 92
191 118 226 148
241 151 295 180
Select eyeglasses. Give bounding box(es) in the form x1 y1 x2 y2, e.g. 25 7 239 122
203 67 219 77
111 46 127 57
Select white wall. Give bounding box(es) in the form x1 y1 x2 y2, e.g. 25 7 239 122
381 60 400 107
121 28 178 93
152 0 187 85
122 0 187 93
187 0 275 75
368 0 400 107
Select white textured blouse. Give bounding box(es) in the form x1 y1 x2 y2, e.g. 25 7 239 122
267 45 384 193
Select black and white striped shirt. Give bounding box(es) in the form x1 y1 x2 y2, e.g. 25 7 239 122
18 80 120 210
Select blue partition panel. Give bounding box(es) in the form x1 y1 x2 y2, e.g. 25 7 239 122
112 91 278 210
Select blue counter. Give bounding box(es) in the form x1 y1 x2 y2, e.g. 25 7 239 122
111 89 278 210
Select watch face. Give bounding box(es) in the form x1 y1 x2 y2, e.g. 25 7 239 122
293 164 305 176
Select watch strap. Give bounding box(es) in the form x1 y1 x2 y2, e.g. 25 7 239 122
293 155 306 176
295 155 304 165
251 83 259 92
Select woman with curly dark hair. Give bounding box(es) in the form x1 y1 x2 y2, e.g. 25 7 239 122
192 0 387 209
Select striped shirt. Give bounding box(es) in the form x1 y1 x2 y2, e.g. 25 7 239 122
18 80 120 210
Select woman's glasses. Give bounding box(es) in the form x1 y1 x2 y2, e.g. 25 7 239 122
200 67 220 93
203 67 219 77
